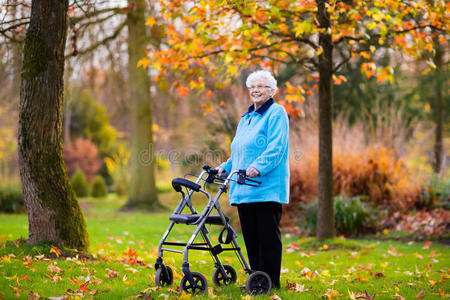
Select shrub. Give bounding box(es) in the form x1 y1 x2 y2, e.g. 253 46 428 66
299 195 380 236
0 183 25 213
114 180 128 196
91 176 108 198
67 88 117 156
289 146 416 211
334 147 416 210
71 170 89 197
415 175 450 210
64 138 102 182
104 143 130 196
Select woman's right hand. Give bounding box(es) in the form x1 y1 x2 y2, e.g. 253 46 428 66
216 167 228 177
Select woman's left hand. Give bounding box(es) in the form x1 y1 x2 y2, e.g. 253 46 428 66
246 167 260 178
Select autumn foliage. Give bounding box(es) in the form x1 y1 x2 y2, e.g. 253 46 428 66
141 0 448 116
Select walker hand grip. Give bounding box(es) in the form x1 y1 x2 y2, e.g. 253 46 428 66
172 178 201 192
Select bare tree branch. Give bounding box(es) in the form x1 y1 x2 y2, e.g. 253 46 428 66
0 20 28 34
66 20 126 58
186 39 297 61
0 16 29 26
334 24 446 45
70 6 126 24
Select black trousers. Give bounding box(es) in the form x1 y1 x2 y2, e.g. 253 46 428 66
237 202 282 289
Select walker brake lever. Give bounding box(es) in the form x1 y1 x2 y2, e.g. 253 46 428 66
246 177 262 185
237 169 262 186
205 168 219 183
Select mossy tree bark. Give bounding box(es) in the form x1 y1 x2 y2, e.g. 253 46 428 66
123 0 159 210
316 0 335 239
18 0 88 250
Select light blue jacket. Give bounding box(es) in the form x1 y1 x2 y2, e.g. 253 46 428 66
219 98 289 205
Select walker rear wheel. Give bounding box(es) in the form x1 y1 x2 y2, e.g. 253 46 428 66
212 264 237 286
155 265 173 286
245 271 272 295
180 272 208 295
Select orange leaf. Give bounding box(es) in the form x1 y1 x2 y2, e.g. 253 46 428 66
137 57 151 69
79 281 90 293
50 245 61 257
70 276 83 285
176 85 190 98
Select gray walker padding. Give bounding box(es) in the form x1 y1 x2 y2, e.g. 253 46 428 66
154 165 272 295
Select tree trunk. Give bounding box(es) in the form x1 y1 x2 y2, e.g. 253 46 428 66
123 0 159 210
316 0 335 239
63 60 72 144
432 37 444 174
18 0 88 250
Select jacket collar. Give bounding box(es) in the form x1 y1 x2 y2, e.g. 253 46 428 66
244 98 274 116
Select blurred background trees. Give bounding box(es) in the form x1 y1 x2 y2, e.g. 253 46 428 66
0 0 448 240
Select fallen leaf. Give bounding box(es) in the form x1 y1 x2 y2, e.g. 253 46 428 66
105 268 119 278
322 288 340 298
136 292 152 299
286 279 308 292
9 285 23 298
47 296 69 300
50 246 61 257
47 264 63 274
416 289 425 298
422 241 432 250
180 291 191 299
28 291 41 299
319 244 329 251
126 267 139 274
208 287 216 298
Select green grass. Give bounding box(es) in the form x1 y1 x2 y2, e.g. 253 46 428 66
0 194 449 299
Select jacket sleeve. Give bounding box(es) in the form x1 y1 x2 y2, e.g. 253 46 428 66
250 109 289 177
219 157 232 174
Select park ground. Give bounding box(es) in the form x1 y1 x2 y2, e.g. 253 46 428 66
0 193 449 299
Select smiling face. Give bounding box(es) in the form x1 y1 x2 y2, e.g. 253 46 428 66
248 79 274 108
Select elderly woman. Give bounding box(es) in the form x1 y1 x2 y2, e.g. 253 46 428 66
217 70 289 289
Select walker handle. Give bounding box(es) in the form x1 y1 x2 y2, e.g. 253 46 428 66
237 169 262 185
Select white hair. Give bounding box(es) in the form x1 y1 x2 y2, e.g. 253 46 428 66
246 70 278 91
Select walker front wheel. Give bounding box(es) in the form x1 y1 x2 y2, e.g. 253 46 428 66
155 265 173 286
180 272 208 295
245 271 272 295
212 264 237 286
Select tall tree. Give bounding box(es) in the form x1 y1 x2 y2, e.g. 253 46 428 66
316 0 334 238
431 35 445 174
123 0 159 210
146 0 447 238
18 0 88 250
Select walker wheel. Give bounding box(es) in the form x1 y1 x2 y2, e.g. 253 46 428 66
180 272 208 295
245 271 272 295
212 264 237 286
155 265 173 286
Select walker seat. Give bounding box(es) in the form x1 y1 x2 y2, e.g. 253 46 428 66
169 214 230 225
